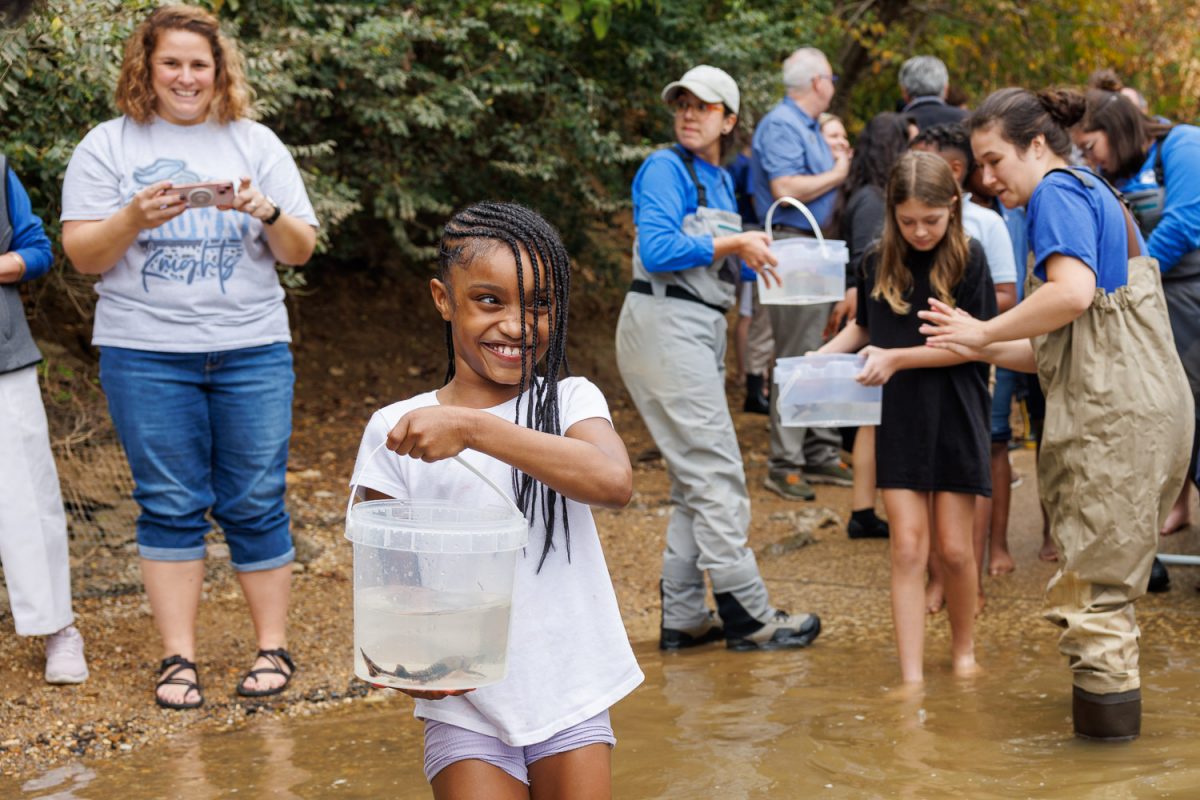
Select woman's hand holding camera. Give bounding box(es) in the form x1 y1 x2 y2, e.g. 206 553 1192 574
232 176 279 223
125 180 187 230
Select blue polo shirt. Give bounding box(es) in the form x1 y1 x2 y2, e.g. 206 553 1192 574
1028 168 1144 293
749 97 836 232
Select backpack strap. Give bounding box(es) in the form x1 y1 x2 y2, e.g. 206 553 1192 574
1153 132 1168 187
1047 166 1140 261
670 145 707 208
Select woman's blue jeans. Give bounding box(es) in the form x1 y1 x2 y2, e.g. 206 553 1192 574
99 343 295 572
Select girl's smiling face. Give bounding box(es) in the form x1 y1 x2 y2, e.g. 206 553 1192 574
432 243 553 401
894 198 951 251
151 29 216 125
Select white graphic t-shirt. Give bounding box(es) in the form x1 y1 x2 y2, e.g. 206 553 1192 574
350 377 644 746
61 116 319 352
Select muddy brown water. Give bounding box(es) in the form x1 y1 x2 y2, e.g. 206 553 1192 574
7 634 1200 799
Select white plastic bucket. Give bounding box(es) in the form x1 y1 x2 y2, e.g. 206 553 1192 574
774 354 882 427
758 197 849 306
345 445 529 691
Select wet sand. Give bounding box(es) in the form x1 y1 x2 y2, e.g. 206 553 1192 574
5 444 1200 797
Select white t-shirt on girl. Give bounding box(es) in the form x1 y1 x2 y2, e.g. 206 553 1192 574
350 376 644 746
61 116 319 353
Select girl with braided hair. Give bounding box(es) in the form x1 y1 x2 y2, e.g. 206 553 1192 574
351 201 642 797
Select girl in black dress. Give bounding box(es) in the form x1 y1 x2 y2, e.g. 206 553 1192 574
821 151 996 683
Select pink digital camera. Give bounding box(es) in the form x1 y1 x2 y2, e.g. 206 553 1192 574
172 181 235 208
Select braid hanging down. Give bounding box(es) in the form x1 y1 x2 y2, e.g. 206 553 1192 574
436 201 573 572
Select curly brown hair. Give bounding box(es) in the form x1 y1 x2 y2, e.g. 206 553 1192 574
115 5 252 124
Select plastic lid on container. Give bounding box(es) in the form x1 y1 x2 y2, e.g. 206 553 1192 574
346 500 530 553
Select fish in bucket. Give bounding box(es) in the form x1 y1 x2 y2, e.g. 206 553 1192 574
774 354 882 428
346 443 529 691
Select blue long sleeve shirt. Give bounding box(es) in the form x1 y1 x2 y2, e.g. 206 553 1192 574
632 147 739 272
6 167 54 282
1118 124 1200 273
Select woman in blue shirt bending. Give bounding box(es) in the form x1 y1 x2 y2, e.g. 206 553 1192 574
919 87 1191 742
1071 88 1200 537
615 65 822 653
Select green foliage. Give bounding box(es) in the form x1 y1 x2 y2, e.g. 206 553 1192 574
1 0 1195 300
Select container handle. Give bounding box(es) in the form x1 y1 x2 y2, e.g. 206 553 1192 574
763 196 830 257
346 439 524 529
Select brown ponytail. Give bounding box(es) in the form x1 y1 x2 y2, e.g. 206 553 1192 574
1080 89 1174 182
968 87 1077 159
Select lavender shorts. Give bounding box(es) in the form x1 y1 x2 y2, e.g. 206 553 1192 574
423 710 615 785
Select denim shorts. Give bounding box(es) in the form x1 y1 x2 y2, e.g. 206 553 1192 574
991 367 1018 443
423 710 615 785
99 343 295 571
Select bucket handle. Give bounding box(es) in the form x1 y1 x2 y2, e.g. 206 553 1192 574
346 439 524 529
763 196 830 258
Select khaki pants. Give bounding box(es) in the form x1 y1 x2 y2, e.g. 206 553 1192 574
0 366 75 636
1034 256 1192 695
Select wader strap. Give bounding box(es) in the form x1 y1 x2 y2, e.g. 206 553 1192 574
629 279 727 314
1047 167 1141 261
671 145 707 208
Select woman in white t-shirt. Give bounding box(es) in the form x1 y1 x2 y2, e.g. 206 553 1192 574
352 202 641 798
60 5 318 709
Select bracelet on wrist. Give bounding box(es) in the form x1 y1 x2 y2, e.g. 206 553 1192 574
263 200 282 226
9 251 26 281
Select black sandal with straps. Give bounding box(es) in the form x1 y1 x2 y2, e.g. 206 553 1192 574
236 648 296 698
155 654 204 710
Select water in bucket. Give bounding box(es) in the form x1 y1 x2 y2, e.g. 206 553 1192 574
774 354 882 428
346 453 529 691
757 196 849 306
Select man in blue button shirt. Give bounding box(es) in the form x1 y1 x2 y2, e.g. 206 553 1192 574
750 47 853 500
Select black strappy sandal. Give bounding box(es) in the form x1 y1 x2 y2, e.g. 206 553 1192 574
155 654 204 710
236 648 296 697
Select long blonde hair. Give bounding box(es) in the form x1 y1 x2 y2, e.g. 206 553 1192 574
115 5 252 124
873 151 969 315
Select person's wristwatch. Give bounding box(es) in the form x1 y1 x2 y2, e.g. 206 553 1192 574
263 198 282 226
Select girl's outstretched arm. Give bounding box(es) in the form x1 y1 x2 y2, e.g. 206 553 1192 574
918 255 1096 348
854 344 972 386
919 299 1038 373
818 320 870 354
386 408 634 509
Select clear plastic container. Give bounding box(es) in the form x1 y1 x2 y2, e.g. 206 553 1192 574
346 450 529 691
757 197 849 306
774 354 882 427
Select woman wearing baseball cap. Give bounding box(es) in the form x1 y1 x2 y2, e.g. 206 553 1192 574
616 66 824 653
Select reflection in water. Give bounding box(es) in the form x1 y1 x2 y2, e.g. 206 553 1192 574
7 638 1200 799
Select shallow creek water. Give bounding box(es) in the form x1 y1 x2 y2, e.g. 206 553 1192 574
8 634 1200 799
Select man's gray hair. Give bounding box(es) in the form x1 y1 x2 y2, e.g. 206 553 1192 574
782 47 830 93
898 55 949 99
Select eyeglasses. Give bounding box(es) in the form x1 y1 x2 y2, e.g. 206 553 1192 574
816 74 839 85
672 99 726 116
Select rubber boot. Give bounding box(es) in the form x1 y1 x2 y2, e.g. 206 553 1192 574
743 374 770 415
1072 686 1141 742
1147 557 1169 593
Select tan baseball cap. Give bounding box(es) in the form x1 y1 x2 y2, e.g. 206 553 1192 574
661 65 740 115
